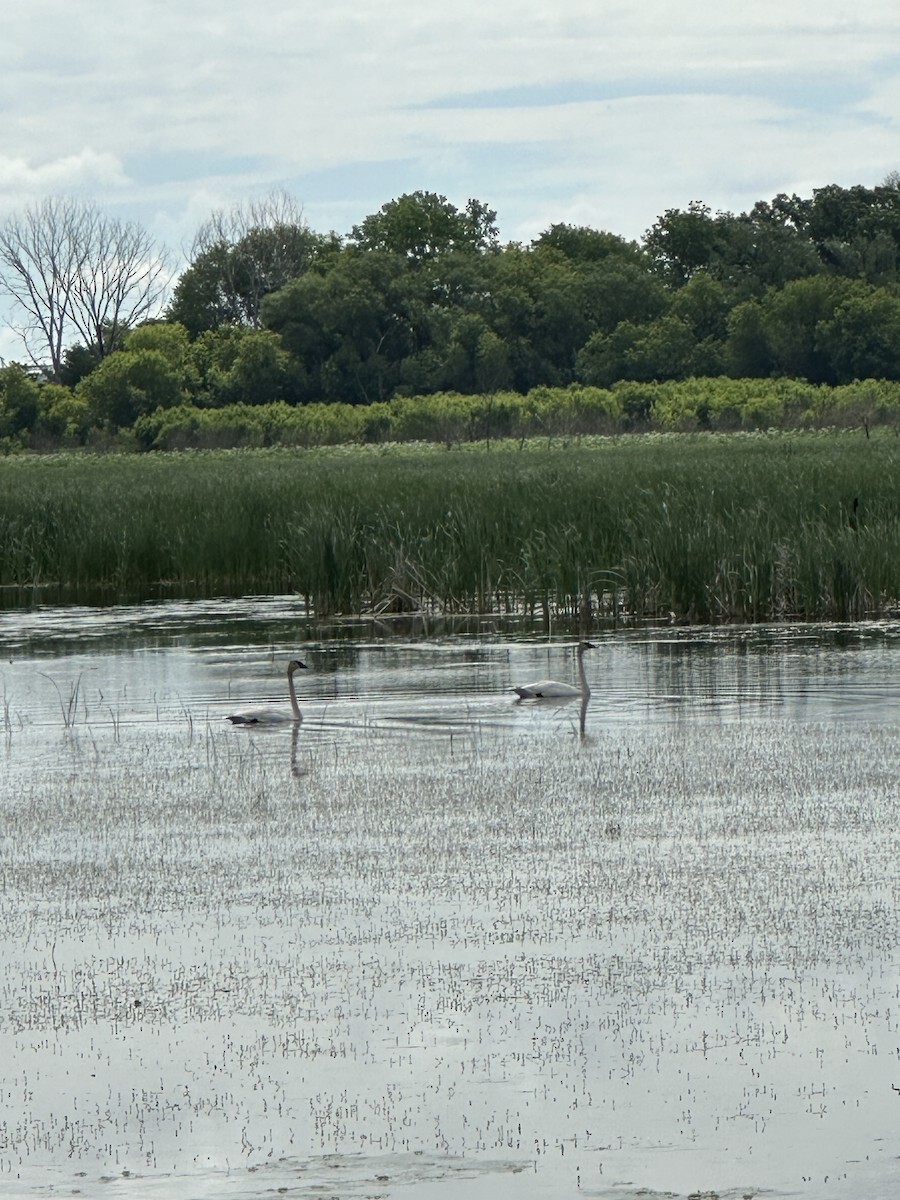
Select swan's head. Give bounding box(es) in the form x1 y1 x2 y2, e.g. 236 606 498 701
288 659 308 672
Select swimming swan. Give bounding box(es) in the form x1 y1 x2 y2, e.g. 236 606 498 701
227 659 308 724
513 641 597 700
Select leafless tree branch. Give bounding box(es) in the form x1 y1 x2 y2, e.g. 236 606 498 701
191 190 311 327
0 197 169 378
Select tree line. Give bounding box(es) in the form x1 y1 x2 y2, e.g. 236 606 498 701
3 181 900 445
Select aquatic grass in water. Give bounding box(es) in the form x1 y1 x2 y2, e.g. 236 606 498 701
0 626 897 1198
0 432 899 621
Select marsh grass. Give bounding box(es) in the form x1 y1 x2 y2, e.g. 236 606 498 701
1 431 898 621
0 693 897 1196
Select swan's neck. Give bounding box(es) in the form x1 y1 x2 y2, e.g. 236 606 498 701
287 668 303 722
577 646 591 696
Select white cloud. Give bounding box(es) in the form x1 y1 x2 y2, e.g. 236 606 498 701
0 1 899 249
0 150 127 209
2 1 899 358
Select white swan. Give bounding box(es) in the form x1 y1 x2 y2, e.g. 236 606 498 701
227 659 308 725
513 641 597 700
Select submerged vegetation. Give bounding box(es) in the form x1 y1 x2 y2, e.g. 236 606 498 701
0 430 896 622
1 631 898 1193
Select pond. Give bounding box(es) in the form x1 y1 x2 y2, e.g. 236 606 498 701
0 599 898 1199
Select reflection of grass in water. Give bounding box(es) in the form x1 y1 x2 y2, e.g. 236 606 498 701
0 712 897 1191
0 432 898 620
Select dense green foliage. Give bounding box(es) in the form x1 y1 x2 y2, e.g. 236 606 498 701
6 183 900 450
1 433 896 623
6 363 900 454
116 378 900 449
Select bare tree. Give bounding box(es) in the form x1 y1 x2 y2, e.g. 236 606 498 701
0 197 169 379
188 190 322 327
0 198 84 378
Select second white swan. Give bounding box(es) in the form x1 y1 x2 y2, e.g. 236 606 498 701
513 641 597 700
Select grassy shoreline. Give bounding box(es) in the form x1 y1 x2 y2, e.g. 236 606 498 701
2 429 898 622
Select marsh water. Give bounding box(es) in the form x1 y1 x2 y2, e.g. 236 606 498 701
0 599 898 1199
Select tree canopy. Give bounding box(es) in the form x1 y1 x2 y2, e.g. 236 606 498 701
166 191 335 336
6 178 900 446
348 191 499 263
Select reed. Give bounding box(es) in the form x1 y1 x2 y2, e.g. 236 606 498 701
1 431 897 621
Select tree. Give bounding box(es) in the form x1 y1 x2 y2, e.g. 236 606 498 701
709 202 820 298
576 323 642 388
261 250 417 403
643 201 719 287
644 196 822 300
35 383 91 444
669 272 730 341
59 342 104 388
817 286 900 382
77 347 185 430
803 184 900 283
168 191 332 334
466 245 596 390
575 258 668 334
624 315 710 382
724 300 773 377
188 326 299 406
0 364 41 438
349 192 498 264
165 241 238 336
760 275 853 383
532 224 643 264
127 321 201 398
474 329 512 393
220 330 298 405
127 322 193 369
0 197 169 379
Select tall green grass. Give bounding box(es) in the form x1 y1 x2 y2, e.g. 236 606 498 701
1 431 898 621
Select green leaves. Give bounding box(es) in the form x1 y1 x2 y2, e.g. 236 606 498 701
349 191 498 263
19 181 900 440
76 348 185 431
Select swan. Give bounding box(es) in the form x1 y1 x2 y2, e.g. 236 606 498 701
227 659 308 725
513 641 597 700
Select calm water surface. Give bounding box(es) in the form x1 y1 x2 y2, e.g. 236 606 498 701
0 598 898 1199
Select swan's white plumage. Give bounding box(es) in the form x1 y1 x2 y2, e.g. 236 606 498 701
514 678 582 698
227 659 307 725
513 641 597 700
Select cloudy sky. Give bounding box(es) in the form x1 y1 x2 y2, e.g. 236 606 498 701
2 1 900 358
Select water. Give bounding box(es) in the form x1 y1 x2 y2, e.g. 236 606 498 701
0 599 898 1199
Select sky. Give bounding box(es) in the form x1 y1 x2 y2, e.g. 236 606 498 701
2 0 900 363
